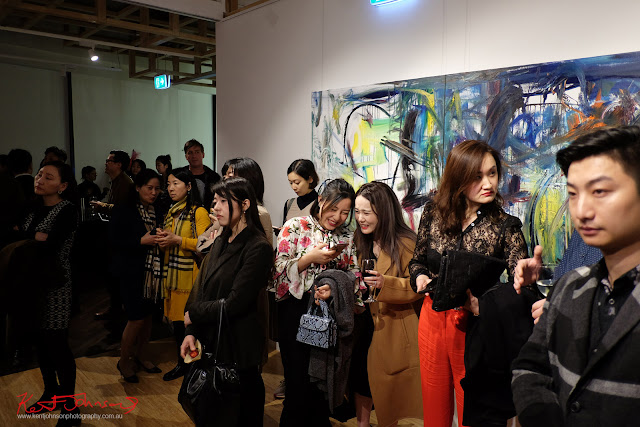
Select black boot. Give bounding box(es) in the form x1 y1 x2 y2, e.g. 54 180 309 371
27 387 60 413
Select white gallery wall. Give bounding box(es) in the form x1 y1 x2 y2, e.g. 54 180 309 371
72 74 214 189
0 62 67 166
215 0 640 223
0 36 215 190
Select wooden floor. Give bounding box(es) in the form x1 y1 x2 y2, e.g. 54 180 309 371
1 337 423 426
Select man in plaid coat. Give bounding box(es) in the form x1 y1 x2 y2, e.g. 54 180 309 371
512 126 640 426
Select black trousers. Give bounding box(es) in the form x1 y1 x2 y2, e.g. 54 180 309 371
277 293 331 427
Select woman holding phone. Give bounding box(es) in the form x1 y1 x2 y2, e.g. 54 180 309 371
273 178 361 427
409 140 527 427
353 181 423 427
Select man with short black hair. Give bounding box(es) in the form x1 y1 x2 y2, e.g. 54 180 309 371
512 126 640 426
172 139 220 209
91 150 134 211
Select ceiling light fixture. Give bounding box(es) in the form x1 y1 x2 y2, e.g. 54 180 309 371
89 48 99 62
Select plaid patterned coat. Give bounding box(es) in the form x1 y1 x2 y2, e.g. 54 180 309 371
512 261 640 426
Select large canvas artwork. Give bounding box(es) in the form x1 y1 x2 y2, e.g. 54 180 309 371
311 51 640 262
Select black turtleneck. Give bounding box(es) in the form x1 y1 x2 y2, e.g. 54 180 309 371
297 189 318 210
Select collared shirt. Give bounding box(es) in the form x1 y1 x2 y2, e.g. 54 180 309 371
589 261 640 352
554 232 602 280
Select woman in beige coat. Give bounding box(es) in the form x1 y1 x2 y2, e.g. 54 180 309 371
354 182 424 427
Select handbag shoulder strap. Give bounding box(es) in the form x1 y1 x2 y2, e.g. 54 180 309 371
213 299 237 362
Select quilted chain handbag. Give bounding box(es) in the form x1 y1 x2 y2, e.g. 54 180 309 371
296 297 337 349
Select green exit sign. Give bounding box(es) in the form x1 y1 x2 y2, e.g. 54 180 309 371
154 75 171 90
371 0 403 5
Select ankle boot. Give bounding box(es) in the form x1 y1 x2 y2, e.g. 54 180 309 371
27 387 60 412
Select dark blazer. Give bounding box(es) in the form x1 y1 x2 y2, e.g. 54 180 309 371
108 204 151 279
512 261 640 426
185 227 273 369
462 283 539 425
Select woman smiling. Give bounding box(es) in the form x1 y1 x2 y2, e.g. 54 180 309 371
274 178 361 426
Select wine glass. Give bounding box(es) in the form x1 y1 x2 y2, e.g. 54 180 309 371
536 263 557 298
362 259 377 303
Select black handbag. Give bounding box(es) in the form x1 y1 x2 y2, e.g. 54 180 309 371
178 300 241 425
431 218 510 312
431 250 507 311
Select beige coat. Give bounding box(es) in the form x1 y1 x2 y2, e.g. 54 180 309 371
368 239 423 427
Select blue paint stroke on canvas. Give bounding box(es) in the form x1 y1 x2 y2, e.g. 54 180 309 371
311 51 640 261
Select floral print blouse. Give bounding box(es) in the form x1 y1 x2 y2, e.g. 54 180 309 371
274 215 363 304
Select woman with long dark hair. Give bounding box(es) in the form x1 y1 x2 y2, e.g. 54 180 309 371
352 181 423 427
157 169 210 381
16 161 80 426
221 157 273 244
129 158 146 182
181 177 273 425
409 140 528 427
274 178 361 426
109 169 164 382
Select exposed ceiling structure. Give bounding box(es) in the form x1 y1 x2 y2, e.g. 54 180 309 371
0 0 265 87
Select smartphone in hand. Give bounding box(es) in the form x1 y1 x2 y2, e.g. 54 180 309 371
330 241 349 253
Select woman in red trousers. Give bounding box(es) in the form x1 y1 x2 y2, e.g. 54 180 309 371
409 140 527 427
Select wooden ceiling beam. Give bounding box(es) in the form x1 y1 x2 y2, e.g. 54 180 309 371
24 0 63 30
225 0 271 17
14 2 216 45
79 4 138 38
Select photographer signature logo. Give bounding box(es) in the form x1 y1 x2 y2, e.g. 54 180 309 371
17 392 138 415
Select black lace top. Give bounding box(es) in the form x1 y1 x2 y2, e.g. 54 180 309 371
409 202 528 288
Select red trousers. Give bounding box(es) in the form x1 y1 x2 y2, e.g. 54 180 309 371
418 296 469 427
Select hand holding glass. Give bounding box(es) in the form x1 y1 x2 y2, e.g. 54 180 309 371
536 263 556 297
362 259 378 303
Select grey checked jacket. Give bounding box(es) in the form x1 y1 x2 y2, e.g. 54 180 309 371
511 261 640 427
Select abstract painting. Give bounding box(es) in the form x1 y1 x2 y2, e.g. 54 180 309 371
311 51 640 262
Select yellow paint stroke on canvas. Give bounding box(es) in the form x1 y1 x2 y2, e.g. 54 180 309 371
400 89 436 134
